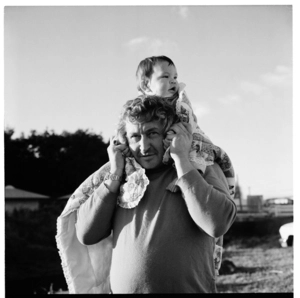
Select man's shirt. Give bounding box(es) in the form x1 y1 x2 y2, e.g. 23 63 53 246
76 163 236 293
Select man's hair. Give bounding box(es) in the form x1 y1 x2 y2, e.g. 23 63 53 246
117 95 178 145
136 56 175 93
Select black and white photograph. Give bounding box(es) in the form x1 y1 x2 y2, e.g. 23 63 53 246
3 3 296 295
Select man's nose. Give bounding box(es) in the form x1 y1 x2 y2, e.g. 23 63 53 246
140 136 150 154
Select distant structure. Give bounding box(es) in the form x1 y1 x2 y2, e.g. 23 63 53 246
58 194 72 200
247 195 263 213
234 176 243 210
264 197 293 206
5 185 50 214
263 196 293 217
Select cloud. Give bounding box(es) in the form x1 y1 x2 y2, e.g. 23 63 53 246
124 36 149 50
242 65 292 101
217 94 241 105
148 39 179 54
171 6 190 19
240 81 266 96
124 37 179 54
192 103 211 120
126 37 149 47
260 65 292 88
218 65 292 105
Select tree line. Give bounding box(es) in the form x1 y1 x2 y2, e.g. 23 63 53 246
5 128 109 198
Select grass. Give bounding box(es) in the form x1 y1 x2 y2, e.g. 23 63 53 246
216 235 294 293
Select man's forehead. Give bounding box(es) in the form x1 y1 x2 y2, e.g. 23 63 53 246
126 120 163 134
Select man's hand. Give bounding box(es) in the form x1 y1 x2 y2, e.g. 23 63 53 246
169 122 193 160
107 136 128 176
168 122 194 178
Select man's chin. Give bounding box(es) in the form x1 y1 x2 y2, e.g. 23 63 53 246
143 163 164 170
137 157 162 170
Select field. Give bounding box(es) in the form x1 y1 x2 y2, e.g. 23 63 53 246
216 235 294 293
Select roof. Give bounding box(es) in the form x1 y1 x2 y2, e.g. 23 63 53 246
5 185 50 199
58 193 72 199
265 197 293 202
265 196 293 201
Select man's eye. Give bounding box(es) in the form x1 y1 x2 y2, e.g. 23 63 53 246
149 132 158 137
129 135 140 142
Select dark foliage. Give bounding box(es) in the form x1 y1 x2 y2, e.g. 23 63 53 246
5 128 109 294
5 204 69 294
4 128 109 197
5 204 63 275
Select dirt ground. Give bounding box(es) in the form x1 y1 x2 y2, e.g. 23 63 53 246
216 235 294 293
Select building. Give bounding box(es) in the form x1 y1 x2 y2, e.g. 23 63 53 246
247 195 263 212
58 194 72 200
5 185 50 214
264 197 293 206
263 196 293 217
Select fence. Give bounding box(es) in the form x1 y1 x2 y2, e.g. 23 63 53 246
266 205 293 217
236 204 293 217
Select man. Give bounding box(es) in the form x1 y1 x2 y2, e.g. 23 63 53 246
73 96 236 293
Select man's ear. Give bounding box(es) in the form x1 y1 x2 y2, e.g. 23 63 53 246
140 78 152 94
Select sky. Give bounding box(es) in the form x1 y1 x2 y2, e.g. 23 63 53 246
3 5 294 200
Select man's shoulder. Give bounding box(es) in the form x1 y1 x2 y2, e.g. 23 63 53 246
204 163 223 177
204 163 230 194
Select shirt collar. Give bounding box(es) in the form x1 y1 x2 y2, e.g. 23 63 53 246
166 177 180 193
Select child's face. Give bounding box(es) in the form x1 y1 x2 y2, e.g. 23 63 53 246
146 61 178 97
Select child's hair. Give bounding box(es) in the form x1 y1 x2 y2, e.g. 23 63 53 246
136 56 175 93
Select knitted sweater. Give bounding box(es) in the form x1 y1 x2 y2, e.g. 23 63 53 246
76 164 236 293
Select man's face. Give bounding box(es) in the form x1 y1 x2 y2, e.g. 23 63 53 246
147 61 178 97
126 120 165 169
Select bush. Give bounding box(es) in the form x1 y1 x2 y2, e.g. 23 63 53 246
5 204 65 282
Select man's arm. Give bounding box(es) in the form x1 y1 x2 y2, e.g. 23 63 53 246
176 164 237 238
76 136 126 245
168 122 236 238
75 182 119 245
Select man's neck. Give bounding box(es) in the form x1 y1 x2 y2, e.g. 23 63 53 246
145 163 170 177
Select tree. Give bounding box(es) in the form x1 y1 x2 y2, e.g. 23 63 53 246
4 128 109 197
